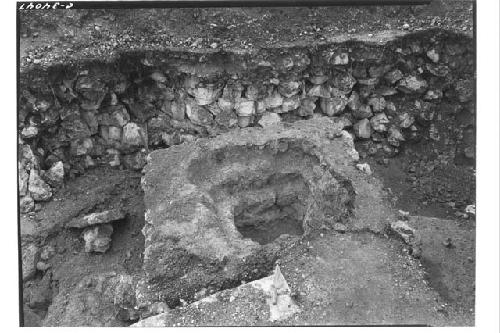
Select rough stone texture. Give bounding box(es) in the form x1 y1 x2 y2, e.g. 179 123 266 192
20 196 35 213
390 220 423 258
43 161 64 187
43 272 138 326
258 113 281 128
133 265 299 327
22 242 39 281
18 30 474 182
353 119 372 139
139 118 357 306
28 169 52 202
82 224 114 253
67 208 126 228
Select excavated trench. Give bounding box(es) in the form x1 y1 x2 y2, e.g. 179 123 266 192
18 29 475 326
186 142 326 245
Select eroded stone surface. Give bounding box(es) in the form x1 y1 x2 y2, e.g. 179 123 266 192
139 118 357 306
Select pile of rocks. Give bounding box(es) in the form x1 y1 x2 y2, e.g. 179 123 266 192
66 208 127 253
18 30 474 199
18 140 64 213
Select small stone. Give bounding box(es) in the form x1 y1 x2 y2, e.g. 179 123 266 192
455 79 474 103
398 76 428 94
192 85 221 106
356 163 372 175
347 92 361 111
20 196 35 213
307 85 330 98
43 161 64 187
21 126 38 139
122 123 146 147
370 113 390 132
426 49 440 63
237 116 252 128
264 91 284 109
333 223 347 233
258 113 281 128
82 224 114 253
320 96 347 116
280 96 301 113
36 261 51 271
424 90 443 100
150 71 166 83
235 99 255 117
367 97 386 113
297 97 317 117
309 75 329 85
465 205 476 215
278 81 301 98
217 98 234 113
28 170 52 201
353 119 372 139
332 52 349 65
399 112 415 128
390 220 422 258
352 104 373 120
40 245 55 261
22 243 39 281
388 127 405 146
168 99 186 121
67 208 126 228
397 210 410 220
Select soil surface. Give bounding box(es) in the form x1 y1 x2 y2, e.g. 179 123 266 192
19 1 474 68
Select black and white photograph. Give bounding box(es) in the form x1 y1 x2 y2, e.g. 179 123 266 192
9 0 499 329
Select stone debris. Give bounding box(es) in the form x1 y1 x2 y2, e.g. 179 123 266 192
21 126 39 139
132 313 170 327
397 76 428 93
122 122 146 147
353 119 372 139
82 224 114 253
320 96 348 116
370 113 390 132
258 113 281 128
28 169 52 202
388 127 405 147
22 243 39 281
192 85 221 106
352 104 373 120
389 220 422 258
465 204 475 216
356 163 372 175
426 49 440 63
67 208 126 228
398 112 415 128
43 161 65 187
333 222 348 233
20 196 35 213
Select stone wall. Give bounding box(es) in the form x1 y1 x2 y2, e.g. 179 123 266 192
18 29 475 212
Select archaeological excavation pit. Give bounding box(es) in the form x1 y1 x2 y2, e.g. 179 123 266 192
231 172 308 245
137 120 356 305
186 142 322 245
18 3 477 324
